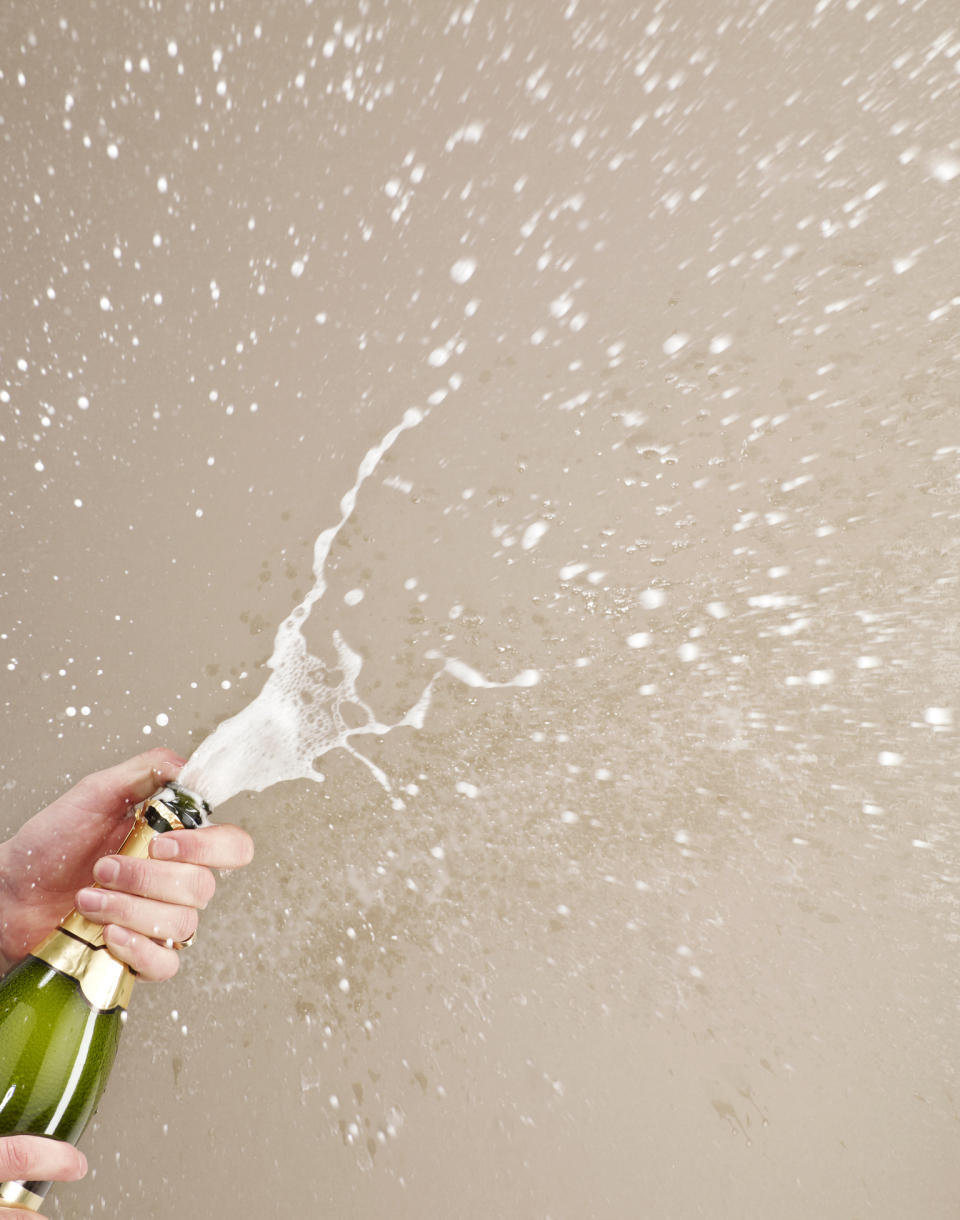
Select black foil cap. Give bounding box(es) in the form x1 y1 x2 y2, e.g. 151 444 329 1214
149 780 214 830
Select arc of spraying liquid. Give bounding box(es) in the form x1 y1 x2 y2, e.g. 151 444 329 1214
272 406 426 662
180 405 539 808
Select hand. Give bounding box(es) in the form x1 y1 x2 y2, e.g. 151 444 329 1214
0 1134 86 1217
0 748 254 981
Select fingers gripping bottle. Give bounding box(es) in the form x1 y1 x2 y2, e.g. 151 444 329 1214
0 782 211 1213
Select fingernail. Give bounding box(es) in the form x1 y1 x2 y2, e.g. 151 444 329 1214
77 888 104 912
151 836 179 859
77 1152 89 1176
108 925 132 946
94 857 120 884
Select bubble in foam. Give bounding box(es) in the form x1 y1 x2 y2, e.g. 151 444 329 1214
180 409 538 808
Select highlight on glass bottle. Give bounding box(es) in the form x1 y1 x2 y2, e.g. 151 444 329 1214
0 782 212 1213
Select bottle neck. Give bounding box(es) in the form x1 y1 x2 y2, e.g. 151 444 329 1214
30 794 189 1012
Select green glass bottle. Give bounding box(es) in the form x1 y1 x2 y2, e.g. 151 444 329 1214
0 782 211 1213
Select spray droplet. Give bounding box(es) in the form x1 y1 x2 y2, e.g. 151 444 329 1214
450 257 477 284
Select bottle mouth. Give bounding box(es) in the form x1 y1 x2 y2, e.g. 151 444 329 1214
150 780 214 829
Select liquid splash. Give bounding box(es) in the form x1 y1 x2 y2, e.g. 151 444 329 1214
179 409 539 809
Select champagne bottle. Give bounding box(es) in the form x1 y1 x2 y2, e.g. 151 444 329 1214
0 782 211 1213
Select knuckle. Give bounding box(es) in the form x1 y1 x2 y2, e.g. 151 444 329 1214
72 772 96 796
102 890 128 921
111 858 143 897
106 927 136 959
124 858 149 894
3 1134 35 1178
145 747 184 779
196 869 216 909
125 938 149 975
71 773 102 804
174 907 199 942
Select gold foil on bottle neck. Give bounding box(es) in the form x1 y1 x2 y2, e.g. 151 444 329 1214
31 930 134 1012
0 1178 46 1212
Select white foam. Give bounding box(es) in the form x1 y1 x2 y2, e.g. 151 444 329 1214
180 410 538 808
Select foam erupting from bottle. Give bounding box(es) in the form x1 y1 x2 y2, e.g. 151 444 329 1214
179 409 538 809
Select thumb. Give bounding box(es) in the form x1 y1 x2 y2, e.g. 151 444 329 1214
0 1134 87 1183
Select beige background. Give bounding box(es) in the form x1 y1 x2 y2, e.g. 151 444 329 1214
2 0 959 1216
